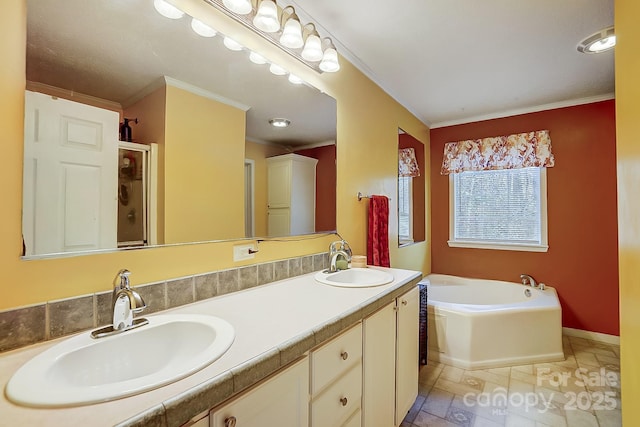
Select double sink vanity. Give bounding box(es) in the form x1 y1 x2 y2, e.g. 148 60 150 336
0 265 421 426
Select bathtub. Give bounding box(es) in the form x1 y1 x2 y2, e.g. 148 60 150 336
425 274 564 370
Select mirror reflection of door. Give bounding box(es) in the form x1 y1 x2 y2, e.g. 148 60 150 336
117 143 153 248
22 91 119 255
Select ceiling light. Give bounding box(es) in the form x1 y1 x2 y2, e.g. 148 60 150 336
319 39 340 72
269 63 287 76
223 36 243 51
578 26 616 54
301 24 323 62
269 118 291 128
153 0 184 19
191 18 217 37
222 0 252 15
253 0 280 33
249 52 267 64
279 7 303 49
288 74 303 84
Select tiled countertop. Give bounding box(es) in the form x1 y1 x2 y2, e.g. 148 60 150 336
0 267 422 426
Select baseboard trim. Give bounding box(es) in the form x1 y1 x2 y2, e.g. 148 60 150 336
562 327 620 345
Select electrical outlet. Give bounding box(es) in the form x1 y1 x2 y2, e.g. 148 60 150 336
233 243 256 262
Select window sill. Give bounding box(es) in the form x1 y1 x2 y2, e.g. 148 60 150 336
447 240 549 253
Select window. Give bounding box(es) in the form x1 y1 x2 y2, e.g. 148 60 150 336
449 167 548 252
398 176 413 245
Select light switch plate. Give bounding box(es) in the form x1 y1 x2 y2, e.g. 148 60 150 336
233 243 256 261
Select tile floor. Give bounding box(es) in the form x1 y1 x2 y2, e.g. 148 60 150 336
402 336 621 427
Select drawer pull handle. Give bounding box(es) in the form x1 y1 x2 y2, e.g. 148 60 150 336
340 397 348 406
340 351 349 360
224 417 237 427
402 300 408 306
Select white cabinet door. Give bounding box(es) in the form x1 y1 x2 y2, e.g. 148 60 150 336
362 301 396 427
210 358 309 427
395 286 420 426
267 160 291 209
267 208 291 237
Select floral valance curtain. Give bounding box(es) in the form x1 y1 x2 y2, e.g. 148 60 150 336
441 130 555 175
399 148 421 177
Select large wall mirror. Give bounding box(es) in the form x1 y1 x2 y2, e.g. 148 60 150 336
23 0 337 257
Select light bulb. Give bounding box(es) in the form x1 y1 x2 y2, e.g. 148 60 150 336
588 35 616 52
249 52 267 65
319 47 340 72
191 19 217 37
222 0 252 15
223 36 243 51
288 74 303 85
280 18 303 48
253 0 280 33
153 0 184 19
269 63 287 76
301 34 323 61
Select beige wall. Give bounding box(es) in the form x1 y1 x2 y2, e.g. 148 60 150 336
163 85 246 243
615 0 640 424
0 0 429 311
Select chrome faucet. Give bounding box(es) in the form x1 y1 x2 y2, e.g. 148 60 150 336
328 240 352 272
520 274 538 288
91 269 148 339
329 249 350 272
112 269 146 330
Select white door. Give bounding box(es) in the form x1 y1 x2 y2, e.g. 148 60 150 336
23 91 119 255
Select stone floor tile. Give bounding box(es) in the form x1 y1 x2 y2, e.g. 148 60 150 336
422 387 454 418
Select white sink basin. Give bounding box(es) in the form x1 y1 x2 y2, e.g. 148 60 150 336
314 268 394 288
5 314 235 408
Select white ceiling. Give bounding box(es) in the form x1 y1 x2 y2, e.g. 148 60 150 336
287 0 615 127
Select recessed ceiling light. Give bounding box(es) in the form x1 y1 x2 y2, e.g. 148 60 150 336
269 118 291 128
578 26 616 54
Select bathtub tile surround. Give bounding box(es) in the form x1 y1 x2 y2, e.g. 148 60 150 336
402 337 621 427
0 253 328 353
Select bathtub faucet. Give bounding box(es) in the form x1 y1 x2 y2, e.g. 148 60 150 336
520 274 538 288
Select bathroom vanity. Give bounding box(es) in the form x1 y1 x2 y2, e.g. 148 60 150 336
0 267 421 426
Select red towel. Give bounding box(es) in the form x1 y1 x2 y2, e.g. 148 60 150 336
367 195 390 267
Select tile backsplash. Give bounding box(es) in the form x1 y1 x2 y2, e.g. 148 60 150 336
0 253 328 354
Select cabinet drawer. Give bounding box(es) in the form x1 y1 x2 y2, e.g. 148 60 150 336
311 362 362 427
311 323 362 395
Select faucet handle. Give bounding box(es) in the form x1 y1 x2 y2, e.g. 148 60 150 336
116 269 131 289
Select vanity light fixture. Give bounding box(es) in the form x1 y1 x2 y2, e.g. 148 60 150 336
301 23 323 62
153 0 184 19
191 18 217 37
269 63 287 76
288 74 303 84
222 0 252 15
210 0 341 73
269 118 291 128
279 7 304 48
319 38 340 72
577 26 616 54
253 0 280 32
223 36 244 51
249 51 268 64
